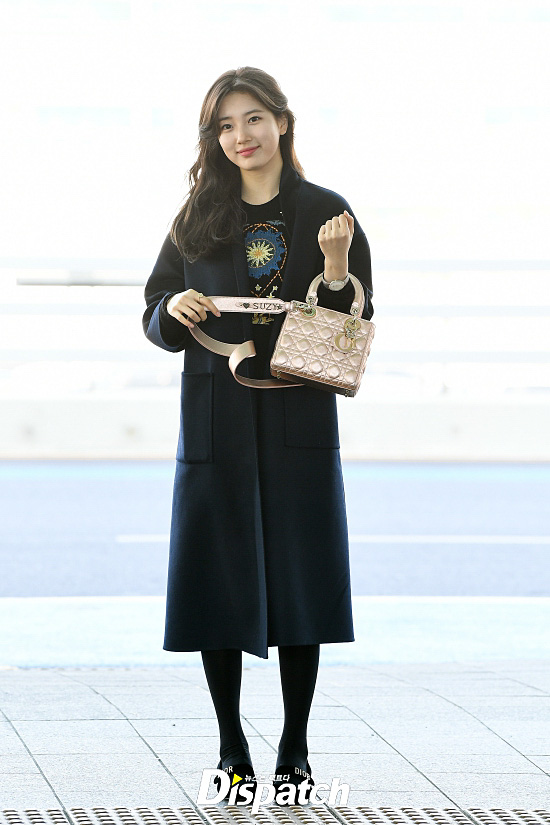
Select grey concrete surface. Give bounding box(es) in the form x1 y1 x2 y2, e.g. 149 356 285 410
1 660 550 810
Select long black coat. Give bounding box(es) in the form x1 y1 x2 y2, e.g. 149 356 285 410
142 159 374 659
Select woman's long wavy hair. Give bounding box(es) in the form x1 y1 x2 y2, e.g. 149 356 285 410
170 67 306 263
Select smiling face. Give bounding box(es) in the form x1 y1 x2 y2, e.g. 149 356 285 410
217 90 288 172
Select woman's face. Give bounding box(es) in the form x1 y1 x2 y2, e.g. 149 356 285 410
217 91 287 172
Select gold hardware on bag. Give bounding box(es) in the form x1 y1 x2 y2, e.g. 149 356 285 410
334 333 356 352
344 317 361 334
334 316 362 352
293 299 317 318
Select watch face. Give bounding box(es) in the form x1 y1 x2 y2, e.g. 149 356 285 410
330 280 345 290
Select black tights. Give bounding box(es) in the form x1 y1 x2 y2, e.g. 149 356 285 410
201 645 320 772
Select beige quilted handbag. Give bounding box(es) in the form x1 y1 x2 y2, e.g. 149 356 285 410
188 272 375 397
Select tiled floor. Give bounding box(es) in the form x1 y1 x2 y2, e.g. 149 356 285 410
1 660 550 810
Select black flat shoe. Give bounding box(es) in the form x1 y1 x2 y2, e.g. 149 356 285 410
272 761 314 805
213 759 257 803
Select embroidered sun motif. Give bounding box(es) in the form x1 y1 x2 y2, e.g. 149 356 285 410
247 239 275 268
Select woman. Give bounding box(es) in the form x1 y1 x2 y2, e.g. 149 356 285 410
142 66 374 804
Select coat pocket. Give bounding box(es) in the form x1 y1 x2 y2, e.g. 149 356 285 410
283 384 340 449
176 372 214 463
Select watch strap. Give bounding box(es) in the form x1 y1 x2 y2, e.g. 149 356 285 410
322 271 350 290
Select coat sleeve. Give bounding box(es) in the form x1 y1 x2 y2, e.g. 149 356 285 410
315 198 374 322
142 233 192 352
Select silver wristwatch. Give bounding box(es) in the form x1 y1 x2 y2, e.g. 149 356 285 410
322 271 350 291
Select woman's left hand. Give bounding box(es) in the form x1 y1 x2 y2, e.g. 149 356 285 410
318 210 354 268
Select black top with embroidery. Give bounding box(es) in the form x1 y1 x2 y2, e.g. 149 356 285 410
241 192 290 367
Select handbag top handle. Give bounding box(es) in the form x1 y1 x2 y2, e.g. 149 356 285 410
306 273 365 317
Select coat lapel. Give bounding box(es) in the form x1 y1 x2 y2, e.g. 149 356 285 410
230 238 252 340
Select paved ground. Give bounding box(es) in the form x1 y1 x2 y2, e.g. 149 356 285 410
1 660 550 810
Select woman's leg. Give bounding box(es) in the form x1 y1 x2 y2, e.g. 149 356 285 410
201 648 252 769
276 643 320 772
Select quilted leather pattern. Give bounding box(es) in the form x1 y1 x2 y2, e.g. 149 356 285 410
270 305 376 397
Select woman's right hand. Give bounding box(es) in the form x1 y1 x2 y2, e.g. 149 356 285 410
166 289 221 328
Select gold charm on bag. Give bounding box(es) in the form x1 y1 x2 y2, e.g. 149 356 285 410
345 316 361 333
292 298 317 318
334 333 356 352
334 316 362 352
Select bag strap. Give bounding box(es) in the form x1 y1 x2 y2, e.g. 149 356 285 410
189 323 300 389
187 273 366 389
